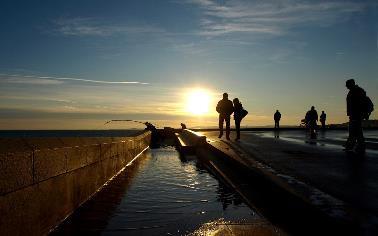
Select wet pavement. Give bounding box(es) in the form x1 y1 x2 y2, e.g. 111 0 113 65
52 147 284 235
202 129 378 232
253 129 378 152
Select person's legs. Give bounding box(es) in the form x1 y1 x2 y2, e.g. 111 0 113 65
225 116 231 139
218 114 224 138
235 119 241 140
345 118 357 149
309 121 317 139
354 118 365 152
277 121 280 129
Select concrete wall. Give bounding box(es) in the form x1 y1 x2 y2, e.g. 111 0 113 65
0 131 151 236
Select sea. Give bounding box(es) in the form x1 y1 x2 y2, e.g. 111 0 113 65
0 129 144 138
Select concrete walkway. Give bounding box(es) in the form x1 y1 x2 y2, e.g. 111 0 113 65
201 130 378 234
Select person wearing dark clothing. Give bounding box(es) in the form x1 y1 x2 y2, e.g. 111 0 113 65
320 111 326 129
274 110 281 129
180 123 187 129
233 98 244 140
216 93 234 140
345 79 366 152
305 106 318 138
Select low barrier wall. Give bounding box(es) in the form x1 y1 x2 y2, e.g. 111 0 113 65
0 131 151 235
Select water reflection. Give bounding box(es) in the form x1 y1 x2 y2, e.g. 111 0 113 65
274 130 280 139
216 183 243 210
53 147 257 235
189 218 286 236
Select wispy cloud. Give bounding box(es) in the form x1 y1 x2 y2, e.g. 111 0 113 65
0 95 76 104
54 17 166 37
0 74 149 85
0 75 64 85
185 0 366 37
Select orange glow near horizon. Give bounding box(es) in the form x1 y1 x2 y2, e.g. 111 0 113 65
186 89 211 115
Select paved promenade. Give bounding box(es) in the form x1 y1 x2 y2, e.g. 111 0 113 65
202 129 378 234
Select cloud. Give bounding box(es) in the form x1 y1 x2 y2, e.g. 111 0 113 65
1 76 64 85
0 95 76 104
54 17 166 37
0 108 188 121
185 0 366 37
0 74 149 85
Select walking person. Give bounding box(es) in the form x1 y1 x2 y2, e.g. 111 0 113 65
320 111 326 130
233 98 247 141
305 106 318 139
274 110 281 129
216 93 234 140
344 79 371 153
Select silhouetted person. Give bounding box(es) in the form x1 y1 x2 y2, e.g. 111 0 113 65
216 93 234 140
144 122 156 131
344 79 366 152
233 98 244 141
305 106 318 138
274 110 281 129
320 111 326 129
180 123 187 129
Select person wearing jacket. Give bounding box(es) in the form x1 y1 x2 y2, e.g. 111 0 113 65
274 110 281 129
233 98 244 140
216 93 234 140
345 79 366 152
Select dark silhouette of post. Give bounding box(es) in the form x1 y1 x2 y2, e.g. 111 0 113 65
216 93 234 140
320 111 326 130
232 98 244 141
305 106 318 139
344 79 367 153
274 110 281 129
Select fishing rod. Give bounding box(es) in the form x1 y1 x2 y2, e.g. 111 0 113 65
104 119 160 129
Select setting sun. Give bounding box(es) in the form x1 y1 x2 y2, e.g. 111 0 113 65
186 89 211 115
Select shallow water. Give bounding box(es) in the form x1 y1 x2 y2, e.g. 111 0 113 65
54 147 259 235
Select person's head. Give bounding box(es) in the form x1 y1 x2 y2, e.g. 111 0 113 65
223 93 228 99
322 111 324 113
233 98 239 104
311 106 315 110
276 110 279 112
346 79 355 89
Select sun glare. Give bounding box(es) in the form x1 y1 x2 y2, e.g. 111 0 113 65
186 89 210 115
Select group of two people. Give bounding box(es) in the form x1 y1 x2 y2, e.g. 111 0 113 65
216 93 247 141
303 107 327 137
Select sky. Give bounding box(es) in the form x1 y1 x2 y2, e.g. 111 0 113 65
0 0 377 129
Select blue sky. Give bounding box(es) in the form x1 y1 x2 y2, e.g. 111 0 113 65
0 0 377 129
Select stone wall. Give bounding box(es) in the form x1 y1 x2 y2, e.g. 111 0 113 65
0 131 151 235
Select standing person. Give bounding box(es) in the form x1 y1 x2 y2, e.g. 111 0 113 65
344 79 367 152
216 93 234 140
233 98 245 141
274 110 281 129
320 111 326 129
305 106 318 138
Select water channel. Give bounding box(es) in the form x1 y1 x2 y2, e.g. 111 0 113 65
53 146 283 235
